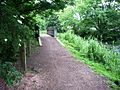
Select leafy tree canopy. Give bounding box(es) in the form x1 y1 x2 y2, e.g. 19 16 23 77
58 0 120 43
0 0 74 63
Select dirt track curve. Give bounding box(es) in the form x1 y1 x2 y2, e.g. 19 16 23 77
10 34 111 90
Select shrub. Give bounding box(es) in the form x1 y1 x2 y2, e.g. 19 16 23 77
0 62 22 85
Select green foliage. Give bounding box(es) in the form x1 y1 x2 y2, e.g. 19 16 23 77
58 0 120 43
46 14 64 32
0 0 73 63
59 31 120 80
0 62 22 85
33 14 46 31
54 0 120 88
0 0 74 85
79 2 120 43
58 6 78 32
0 2 31 63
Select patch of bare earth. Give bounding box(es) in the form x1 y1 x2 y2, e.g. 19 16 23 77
9 34 111 90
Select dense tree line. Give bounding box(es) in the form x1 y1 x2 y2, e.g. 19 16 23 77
56 0 120 44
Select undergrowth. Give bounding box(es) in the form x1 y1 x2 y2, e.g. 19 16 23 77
58 31 120 89
0 62 22 85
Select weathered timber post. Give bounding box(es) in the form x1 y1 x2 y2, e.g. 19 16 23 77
54 28 57 37
27 40 31 56
38 37 42 46
19 42 27 71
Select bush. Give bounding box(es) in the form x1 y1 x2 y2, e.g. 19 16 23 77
0 62 22 85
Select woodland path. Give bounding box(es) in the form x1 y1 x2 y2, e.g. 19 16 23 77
11 34 110 90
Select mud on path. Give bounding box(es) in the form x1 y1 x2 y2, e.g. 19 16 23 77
10 34 111 90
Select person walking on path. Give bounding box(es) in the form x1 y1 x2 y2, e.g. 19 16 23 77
34 23 42 46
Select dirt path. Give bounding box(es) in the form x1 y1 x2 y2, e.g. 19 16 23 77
11 34 110 90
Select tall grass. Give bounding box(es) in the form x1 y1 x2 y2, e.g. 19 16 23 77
58 31 120 81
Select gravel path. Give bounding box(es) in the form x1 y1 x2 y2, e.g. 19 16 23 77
11 34 110 90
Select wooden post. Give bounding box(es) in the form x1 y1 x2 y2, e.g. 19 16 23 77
27 40 31 56
19 42 27 71
54 28 57 37
38 37 42 46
